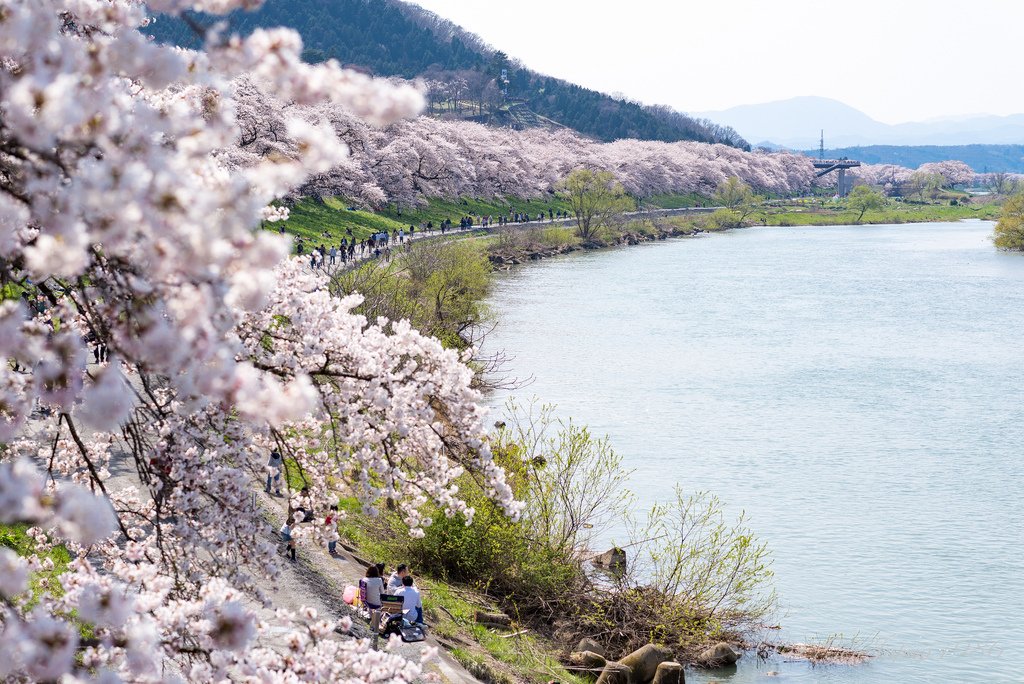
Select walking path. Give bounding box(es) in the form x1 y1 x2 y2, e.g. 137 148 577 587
23 371 480 684
255 487 480 684
302 205 721 276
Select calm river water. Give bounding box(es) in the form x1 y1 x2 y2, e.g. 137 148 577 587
484 221 1024 683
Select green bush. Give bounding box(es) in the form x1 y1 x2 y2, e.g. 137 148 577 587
707 208 742 230
994 191 1024 251
332 240 492 350
339 402 774 658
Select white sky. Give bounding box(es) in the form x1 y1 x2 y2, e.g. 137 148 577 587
411 0 1024 124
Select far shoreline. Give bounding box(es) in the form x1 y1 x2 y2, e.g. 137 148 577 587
483 210 997 271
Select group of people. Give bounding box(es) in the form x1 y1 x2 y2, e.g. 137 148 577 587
361 562 424 625
266 452 425 625
296 226 415 269
432 207 571 233
289 205 575 271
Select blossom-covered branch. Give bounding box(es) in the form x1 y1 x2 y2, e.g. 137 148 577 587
0 1 512 681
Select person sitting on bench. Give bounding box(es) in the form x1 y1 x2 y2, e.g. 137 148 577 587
360 565 385 611
396 574 423 624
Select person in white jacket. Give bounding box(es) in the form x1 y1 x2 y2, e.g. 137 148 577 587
396 575 423 624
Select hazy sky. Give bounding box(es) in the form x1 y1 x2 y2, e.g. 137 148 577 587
411 0 1023 124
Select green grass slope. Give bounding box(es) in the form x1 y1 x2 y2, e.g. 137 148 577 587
277 196 577 249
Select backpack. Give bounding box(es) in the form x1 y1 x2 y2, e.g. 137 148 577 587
379 613 426 643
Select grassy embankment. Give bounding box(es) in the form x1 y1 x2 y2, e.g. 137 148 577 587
643 192 706 209
760 196 1001 226
276 196 576 249
277 192 1000 259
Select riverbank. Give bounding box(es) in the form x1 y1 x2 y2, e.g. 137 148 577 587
480 198 1000 268
761 197 1000 226
276 192 1001 253
484 217 710 268
481 220 1024 683
308 202 1002 683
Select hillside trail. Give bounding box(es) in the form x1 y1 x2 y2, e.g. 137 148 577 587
255 485 480 684
23 371 480 684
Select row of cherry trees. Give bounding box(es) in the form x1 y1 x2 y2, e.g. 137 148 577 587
225 78 821 208
850 159 1016 192
229 79 1010 210
0 1 522 682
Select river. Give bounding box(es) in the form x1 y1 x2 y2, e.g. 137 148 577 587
483 220 1024 683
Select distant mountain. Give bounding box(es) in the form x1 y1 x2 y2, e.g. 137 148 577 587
804 145 1024 174
697 96 1024 148
146 0 747 147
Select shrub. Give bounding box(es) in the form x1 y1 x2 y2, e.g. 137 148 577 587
994 191 1024 251
343 401 775 658
707 208 742 230
331 240 492 349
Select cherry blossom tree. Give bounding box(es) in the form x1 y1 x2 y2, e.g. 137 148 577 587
917 160 973 188
0 1 523 681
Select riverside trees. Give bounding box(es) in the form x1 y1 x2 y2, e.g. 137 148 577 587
556 169 634 241
228 79 820 208
712 176 758 227
0 1 522 681
848 185 887 223
993 191 1024 250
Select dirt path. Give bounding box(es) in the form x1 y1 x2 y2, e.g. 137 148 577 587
256 488 480 684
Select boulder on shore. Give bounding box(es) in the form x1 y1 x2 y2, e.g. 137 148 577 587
652 661 685 684
618 643 674 683
576 638 606 658
592 547 626 572
594 662 631 684
568 651 607 679
695 642 740 668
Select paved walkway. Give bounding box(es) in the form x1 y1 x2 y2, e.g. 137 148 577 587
301 205 721 276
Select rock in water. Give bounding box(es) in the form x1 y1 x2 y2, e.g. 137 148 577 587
595 662 632 684
569 651 607 679
592 547 627 572
619 643 675 682
696 642 740 668
576 638 606 658
652 661 685 684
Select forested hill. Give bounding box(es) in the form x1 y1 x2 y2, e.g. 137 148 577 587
146 0 748 148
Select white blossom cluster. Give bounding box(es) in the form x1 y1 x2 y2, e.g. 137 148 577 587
0 0 515 681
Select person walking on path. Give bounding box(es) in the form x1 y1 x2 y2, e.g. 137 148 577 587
280 517 296 561
324 505 339 555
266 450 283 496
